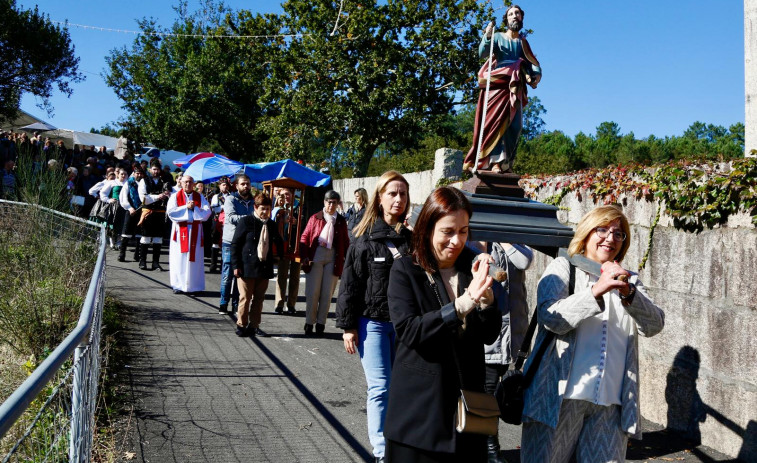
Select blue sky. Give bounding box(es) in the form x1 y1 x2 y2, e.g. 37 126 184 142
19 0 745 140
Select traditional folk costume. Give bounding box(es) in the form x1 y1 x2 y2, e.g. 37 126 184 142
138 175 170 270
166 189 212 293
118 175 143 262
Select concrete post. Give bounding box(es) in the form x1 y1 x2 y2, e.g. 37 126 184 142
746 0 757 156
433 147 463 185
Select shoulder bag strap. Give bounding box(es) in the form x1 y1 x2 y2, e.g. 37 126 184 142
425 271 467 390
515 263 575 378
385 240 402 259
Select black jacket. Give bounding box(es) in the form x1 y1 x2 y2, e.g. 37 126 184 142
384 249 501 455
345 205 365 242
230 214 283 279
335 219 412 329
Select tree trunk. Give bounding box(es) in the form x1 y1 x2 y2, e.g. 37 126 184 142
351 143 380 178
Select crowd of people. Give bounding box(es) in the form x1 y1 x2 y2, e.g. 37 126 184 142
2 130 666 463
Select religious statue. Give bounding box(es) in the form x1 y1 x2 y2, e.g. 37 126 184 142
463 4 541 173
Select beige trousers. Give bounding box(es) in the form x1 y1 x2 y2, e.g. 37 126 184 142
304 246 338 325
236 277 269 329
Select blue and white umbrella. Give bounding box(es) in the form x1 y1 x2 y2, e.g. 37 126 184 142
183 157 243 183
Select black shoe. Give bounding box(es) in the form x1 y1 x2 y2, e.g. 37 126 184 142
118 240 127 262
274 306 284 314
173 289 183 294
219 304 228 315
286 305 297 315
486 435 502 463
138 243 149 269
151 243 164 271
235 326 248 337
253 327 267 337
315 323 325 337
304 323 313 336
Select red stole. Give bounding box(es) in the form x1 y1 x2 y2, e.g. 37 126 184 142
172 190 203 262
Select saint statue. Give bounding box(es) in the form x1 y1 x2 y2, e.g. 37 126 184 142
463 4 542 173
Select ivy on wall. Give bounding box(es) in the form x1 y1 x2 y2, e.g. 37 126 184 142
520 157 757 269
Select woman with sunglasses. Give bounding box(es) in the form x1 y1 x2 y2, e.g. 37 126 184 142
521 205 664 463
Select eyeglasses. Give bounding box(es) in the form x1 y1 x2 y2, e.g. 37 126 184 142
595 227 627 242
325 200 339 204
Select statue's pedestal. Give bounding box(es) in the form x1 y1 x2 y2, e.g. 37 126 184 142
461 171 525 198
459 170 573 256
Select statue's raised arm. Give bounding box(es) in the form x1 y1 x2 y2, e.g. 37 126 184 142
464 4 542 174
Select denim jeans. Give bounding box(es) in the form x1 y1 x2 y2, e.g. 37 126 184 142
357 317 396 458
219 243 238 307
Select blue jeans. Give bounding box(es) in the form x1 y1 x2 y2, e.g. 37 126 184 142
357 317 395 458
219 243 238 307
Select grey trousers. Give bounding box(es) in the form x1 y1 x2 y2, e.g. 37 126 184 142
521 399 628 463
304 246 338 325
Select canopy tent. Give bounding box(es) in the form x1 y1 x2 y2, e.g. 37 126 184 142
134 148 187 168
242 159 331 187
20 121 57 132
0 110 47 132
45 129 119 151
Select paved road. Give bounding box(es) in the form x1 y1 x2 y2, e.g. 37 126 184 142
106 248 731 463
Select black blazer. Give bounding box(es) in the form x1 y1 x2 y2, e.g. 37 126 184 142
385 249 501 455
230 215 283 279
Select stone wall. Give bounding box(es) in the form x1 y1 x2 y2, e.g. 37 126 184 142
332 148 462 210
332 152 756 460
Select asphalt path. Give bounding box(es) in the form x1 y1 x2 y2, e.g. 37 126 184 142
105 247 730 463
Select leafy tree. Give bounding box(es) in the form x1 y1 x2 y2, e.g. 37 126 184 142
515 130 578 175
105 0 284 160
91 124 120 137
262 0 494 176
521 96 546 141
0 0 83 122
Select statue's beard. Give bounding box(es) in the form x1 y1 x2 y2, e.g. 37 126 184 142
508 19 522 32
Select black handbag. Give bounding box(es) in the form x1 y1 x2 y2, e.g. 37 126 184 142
494 263 574 425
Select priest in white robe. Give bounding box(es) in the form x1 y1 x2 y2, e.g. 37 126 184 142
167 175 212 293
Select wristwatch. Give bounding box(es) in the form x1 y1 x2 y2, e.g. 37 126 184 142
619 283 637 304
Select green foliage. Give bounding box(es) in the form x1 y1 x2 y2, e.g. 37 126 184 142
515 121 746 176
522 158 757 270
263 0 494 176
0 0 83 121
0 212 97 362
523 157 757 233
521 96 546 141
91 124 121 137
105 0 285 160
14 144 69 212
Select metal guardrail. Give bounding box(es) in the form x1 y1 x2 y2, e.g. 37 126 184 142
0 200 107 462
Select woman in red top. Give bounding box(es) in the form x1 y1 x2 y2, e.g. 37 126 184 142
299 190 350 336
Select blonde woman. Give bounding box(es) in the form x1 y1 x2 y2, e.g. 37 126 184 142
336 171 411 462
521 205 664 463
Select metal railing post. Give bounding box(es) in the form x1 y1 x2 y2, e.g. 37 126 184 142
69 345 85 463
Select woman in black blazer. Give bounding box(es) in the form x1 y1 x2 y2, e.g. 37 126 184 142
230 192 283 337
385 187 501 462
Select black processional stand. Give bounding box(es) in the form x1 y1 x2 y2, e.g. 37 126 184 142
461 171 574 256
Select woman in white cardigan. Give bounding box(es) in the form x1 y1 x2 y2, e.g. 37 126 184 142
521 205 664 463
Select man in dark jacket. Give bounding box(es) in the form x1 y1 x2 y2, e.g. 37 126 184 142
230 192 283 337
